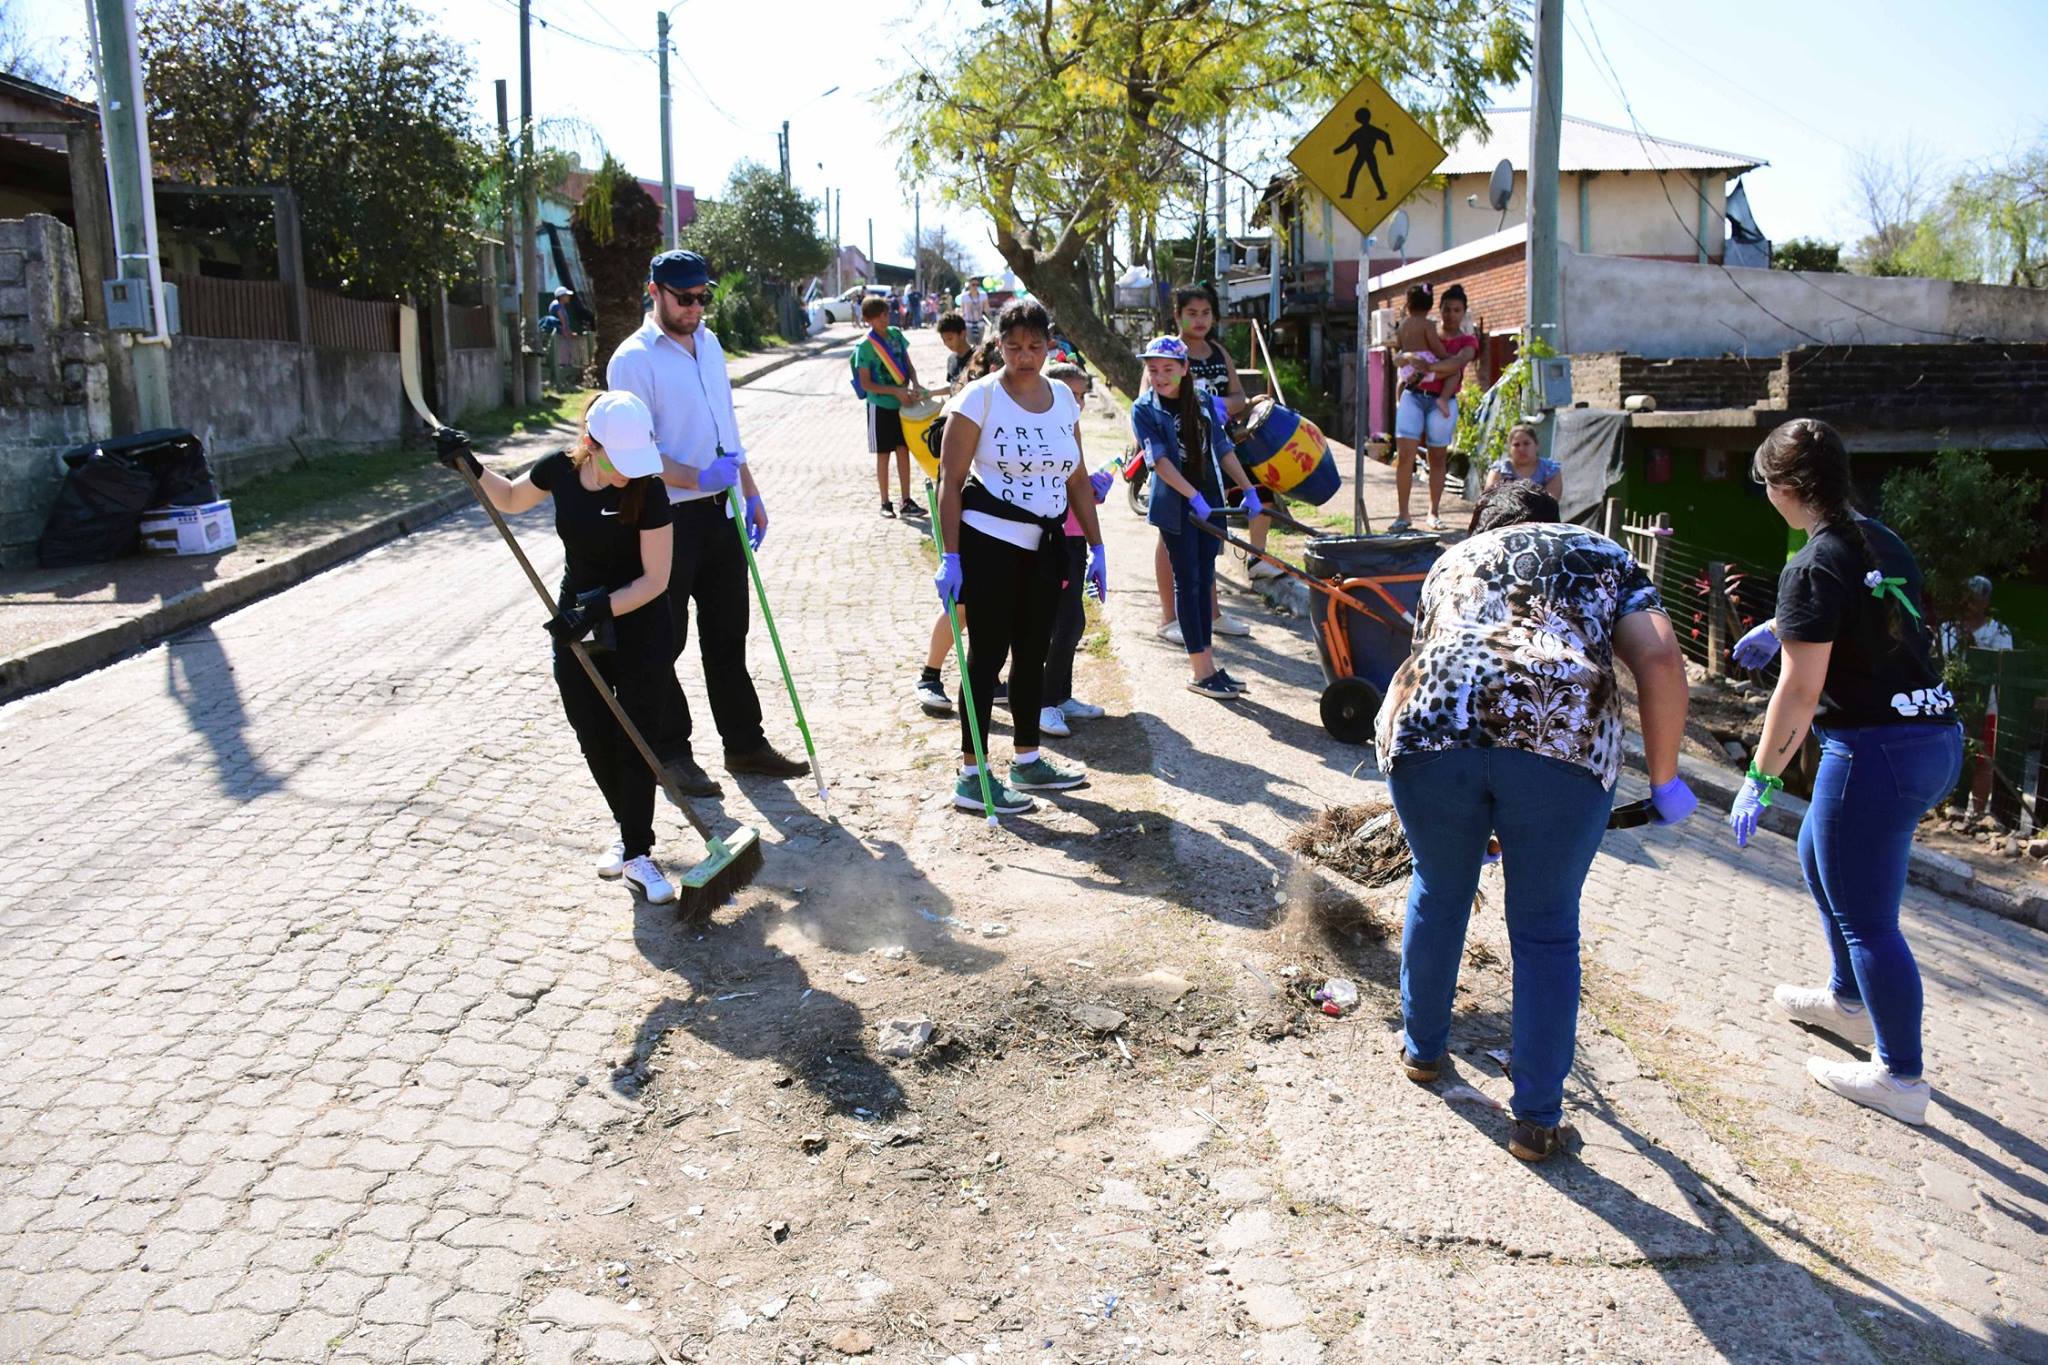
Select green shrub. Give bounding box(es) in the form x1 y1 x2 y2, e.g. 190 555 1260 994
1879 448 2043 623
708 270 763 352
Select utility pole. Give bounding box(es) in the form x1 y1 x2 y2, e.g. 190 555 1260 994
1214 121 1229 281
495 80 519 405
779 121 790 187
867 218 874 284
1526 0 1563 443
832 189 842 293
86 0 172 430
517 0 541 403
658 12 676 248
913 194 921 299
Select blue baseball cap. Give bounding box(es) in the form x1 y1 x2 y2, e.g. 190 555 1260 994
649 249 710 289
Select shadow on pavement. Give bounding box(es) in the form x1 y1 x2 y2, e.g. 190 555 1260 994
164 624 284 801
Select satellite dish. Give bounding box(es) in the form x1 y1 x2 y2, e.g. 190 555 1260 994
1487 158 1514 213
1389 209 1410 253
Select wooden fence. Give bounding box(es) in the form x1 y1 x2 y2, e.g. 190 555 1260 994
446 302 495 351
308 290 397 351
165 272 293 342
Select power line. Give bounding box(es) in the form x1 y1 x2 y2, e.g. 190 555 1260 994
480 0 653 62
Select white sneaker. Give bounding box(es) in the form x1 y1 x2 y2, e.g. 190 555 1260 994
1249 559 1284 581
1156 620 1184 645
1774 984 1875 1046
621 855 677 905
1037 705 1071 738
1808 1057 1929 1126
595 841 626 879
1214 613 1252 637
1059 697 1105 720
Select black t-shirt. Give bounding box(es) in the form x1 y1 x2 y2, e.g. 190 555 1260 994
528 452 672 608
1775 517 1955 728
946 350 969 385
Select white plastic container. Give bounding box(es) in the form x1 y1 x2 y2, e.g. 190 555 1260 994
139 500 236 556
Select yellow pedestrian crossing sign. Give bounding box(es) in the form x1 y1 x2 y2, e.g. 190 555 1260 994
1288 73 1447 241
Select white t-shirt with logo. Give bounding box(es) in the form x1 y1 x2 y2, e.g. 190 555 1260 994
943 373 1081 550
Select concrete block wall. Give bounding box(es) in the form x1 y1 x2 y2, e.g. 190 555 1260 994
1769 342 2048 419
0 214 111 568
169 338 404 488
1571 353 1776 411
441 347 500 422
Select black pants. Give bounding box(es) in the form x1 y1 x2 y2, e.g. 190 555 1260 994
958 521 1060 757
657 498 766 760
1043 535 1087 706
555 607 674 859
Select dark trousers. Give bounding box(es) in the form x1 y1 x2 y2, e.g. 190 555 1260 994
958 521 1059 757
657 498 765 760
1161 518 1222 655
554 607 674 859
1043 535 1087 706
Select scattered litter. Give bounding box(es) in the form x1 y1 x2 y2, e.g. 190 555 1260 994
595 1194 634 1215
845 970 870 984
1289 801 1415 887
766 1220 789 1244
797 988 814 1006
1442 1084 1505 1111
715 992 757 1002
877 945 907 960
1485 1048 1512 1073
1103 1293 1120 1319
877 1017 936 1058
707 1127 741 1139
1066 958 1097 970
681 1165 710 1180
799 1132 827 1154
981 923 1011 938
918 908 967 928
1205 1262 1230 1275
1314 978 1359 1013
1114 1035 1133 1063
1240 961 1280 996
758 1295 788 1320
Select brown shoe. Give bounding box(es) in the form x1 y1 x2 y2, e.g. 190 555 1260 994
659 754 722 799
1508 1119 1580 1163
724 742 811 779
1401 1047 1442 1083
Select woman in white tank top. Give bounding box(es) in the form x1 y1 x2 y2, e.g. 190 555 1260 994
932 299 1108 815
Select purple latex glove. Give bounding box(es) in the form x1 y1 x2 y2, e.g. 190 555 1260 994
745 493 766 550
1187 491 1214 522
1727 777 1768 848
1088 468 1113 504
1732 620 1780 669
1242 487 1265 521
934 552 963 606
1649 776 1698 825
1085 543 1108 602
697 455 741 494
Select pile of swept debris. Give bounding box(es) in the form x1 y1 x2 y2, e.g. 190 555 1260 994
1287 800 1413 887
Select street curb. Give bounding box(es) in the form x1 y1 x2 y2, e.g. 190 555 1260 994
1240 560 2043 933
0 333 850 709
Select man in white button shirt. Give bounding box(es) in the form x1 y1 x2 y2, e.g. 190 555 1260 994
607 250 810 792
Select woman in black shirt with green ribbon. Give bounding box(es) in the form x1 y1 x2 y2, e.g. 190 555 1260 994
1727 418 1961 1127
439 392 679 904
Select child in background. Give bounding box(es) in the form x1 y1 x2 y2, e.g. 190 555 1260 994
1483 423 1563 501
854 295 926 518
1039 362 1112 736
937 312 972 392
1393 283 1459 419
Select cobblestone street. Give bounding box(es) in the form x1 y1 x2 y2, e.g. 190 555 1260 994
0 334 2041 1363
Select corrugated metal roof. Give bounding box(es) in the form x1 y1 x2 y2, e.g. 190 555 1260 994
1439 107 1763 175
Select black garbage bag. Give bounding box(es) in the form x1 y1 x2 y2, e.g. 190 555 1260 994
145 431 217 505
36 445 159 567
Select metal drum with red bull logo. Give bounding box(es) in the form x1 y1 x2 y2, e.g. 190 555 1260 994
1234 397 1342 505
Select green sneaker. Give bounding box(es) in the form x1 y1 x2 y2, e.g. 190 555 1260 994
954 771 1036 814
1009 755 1085 791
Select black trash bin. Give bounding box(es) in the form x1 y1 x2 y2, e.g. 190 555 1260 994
1298 532 1443 743
37 429 216 568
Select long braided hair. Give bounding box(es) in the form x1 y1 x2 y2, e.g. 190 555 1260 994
1752 418 1903 641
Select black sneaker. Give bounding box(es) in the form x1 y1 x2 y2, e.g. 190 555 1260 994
1212 669 1251 695
914 676 953 714
880 500 896 518
659 754 722 799
899 496 925 516
1186 673 1236 699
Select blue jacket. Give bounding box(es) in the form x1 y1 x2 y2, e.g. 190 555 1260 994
1133 390 1232 534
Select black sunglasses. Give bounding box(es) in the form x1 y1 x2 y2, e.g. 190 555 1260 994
660 285 713 308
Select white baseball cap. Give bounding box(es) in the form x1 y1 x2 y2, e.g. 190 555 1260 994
554 286 573 297
583 391 663 478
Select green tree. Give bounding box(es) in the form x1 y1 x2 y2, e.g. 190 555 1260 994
906 225 974 298
1771 237 1843 273
138 0 482 300
679 162 832 287
1880 449 2043 625
1947 140 2048 288
571 155 662 366
893 0 1526 395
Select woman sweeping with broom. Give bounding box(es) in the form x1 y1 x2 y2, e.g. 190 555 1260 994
436 393 681 904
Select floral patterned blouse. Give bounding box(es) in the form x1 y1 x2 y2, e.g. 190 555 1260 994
1374 524 1665 789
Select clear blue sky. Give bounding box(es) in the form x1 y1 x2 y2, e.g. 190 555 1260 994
17 0 2047 270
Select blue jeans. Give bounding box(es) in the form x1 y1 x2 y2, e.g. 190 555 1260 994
1799 722 1962 1079
1160 520 1221 655
1389 747 1614 1126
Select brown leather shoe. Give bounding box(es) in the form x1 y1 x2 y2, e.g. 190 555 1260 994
1508 1119 1580 1163
1401 1048 1442 1083
724 742 810 779
659 754 722 799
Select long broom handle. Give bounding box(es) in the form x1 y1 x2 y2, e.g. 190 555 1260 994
928 478 997 824
452 460 713 840
725 485 829 804
1188 514 1387 621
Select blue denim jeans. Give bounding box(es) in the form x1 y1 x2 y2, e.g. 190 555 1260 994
1388 746 1614 1126
1800 722 1963 1079
1159 520 1221 655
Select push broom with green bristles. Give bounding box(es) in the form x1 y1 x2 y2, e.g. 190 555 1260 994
397 305 760 910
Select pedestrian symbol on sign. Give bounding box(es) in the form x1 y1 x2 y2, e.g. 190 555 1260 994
1335 106 1394 201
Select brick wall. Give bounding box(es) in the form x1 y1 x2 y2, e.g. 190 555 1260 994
1770 342 2048 420
1370 242 1527 335
1571 353 1775 411
0 214 111 567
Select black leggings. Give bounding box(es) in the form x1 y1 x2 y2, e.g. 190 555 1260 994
554 607 674 859
958 521 1060 758
1043 535 1087 706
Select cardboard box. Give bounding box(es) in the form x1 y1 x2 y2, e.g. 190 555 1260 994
139 500 236 556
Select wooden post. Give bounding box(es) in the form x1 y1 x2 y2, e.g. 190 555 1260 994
1601 495 1622 543
1649 512 1670 592
1706 561 1728 678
